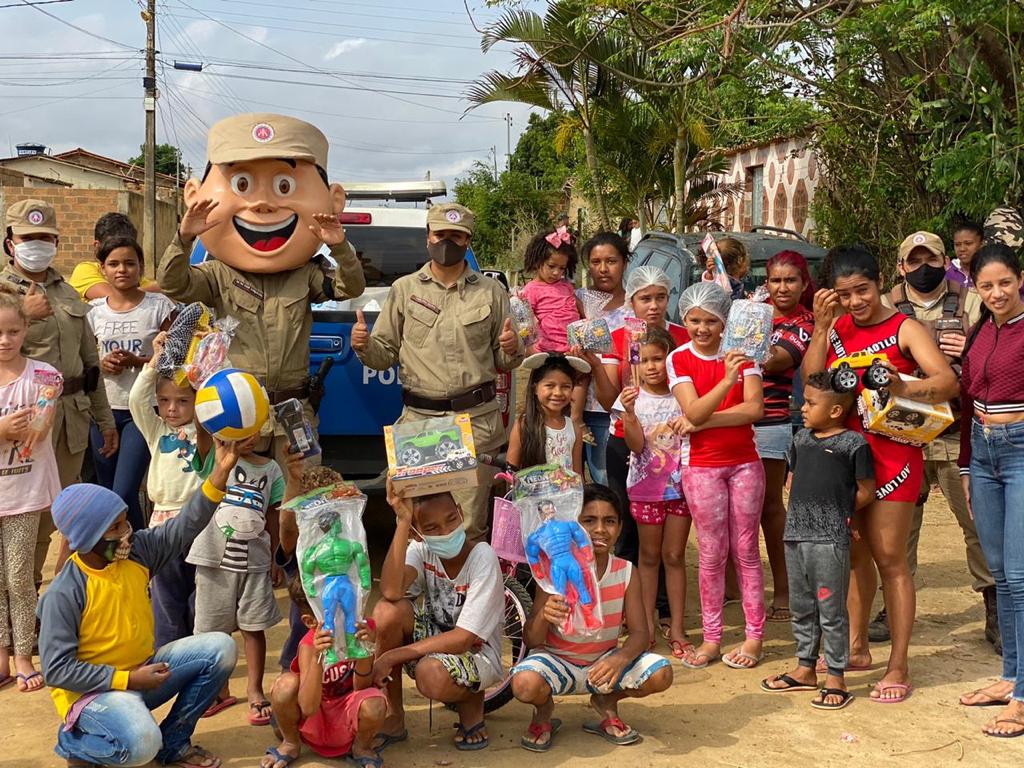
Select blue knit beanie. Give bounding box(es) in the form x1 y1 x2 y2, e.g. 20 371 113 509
51 484 128 553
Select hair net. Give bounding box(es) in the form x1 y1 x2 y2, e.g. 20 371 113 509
624 265 672 303
677 282 732 325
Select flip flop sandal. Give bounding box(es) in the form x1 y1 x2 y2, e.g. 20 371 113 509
372 729 408 752
985 717 1024 739
453 721 489 751
810 688 854 710
816 656 871 674
722 651 765 670
760 674 818 693
658 620 672 640
679 651 719 670
583 717 641 746
248 701 273 726
170 745 221 768
669 639 694 660
0 674 15 691
201 695 238 718
520 718 562 752
262 747 298 768
347 755 384 768
870 682 912 704
16 671 43 690
961 688 1011 707
766 606 792 622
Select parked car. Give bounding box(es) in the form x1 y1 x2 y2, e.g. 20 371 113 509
629 226 826 323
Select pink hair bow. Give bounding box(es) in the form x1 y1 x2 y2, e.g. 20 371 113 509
545 225 572 248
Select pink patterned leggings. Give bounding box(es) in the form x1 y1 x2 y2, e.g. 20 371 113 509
682 461 767 644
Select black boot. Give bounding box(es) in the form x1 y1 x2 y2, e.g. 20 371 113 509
984 586 1002 656
868 609 890 643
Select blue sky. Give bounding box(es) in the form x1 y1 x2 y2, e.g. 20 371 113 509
0 0 538 187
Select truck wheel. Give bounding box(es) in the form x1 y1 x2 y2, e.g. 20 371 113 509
436 438 457 459
400 446 423 466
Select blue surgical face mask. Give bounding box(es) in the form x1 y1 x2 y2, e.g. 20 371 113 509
420 525 466 560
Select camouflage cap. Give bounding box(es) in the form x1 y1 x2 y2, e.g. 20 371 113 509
985 206 1024 250
207 113 328 168
5 199 59 236
427 203 475 236
898 231 944 261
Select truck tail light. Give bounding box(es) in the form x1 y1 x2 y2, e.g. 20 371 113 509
339 212 372 225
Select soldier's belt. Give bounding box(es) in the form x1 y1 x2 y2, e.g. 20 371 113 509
60 376 84 397
268 383 311 405
402 381 496 413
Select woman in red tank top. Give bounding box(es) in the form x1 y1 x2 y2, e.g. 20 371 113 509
803 245 957 703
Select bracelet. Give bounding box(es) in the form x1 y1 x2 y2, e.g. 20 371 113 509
353 668 373 677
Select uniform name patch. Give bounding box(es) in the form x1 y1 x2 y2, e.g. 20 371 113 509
410 295 440 314
232 279 264 302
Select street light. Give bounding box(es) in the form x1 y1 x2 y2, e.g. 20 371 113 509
173 61 203 72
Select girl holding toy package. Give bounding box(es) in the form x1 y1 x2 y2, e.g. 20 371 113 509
86 236 174 530
0 286 61 693
669 282 766 671
611 326 691 655
803 244 956 703
508 354 588 476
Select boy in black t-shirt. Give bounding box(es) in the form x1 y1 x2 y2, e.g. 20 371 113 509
761 372 875 710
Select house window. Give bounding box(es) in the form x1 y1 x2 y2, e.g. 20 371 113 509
749 165 764 227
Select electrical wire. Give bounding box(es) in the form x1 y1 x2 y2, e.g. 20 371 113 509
10 0 139 50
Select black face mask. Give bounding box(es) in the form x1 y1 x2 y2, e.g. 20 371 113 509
92 526 132 562
427 239 468 267
905 263 946 294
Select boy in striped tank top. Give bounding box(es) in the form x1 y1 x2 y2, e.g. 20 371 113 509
512 484 672 751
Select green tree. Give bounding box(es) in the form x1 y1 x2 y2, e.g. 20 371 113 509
128 143 184 179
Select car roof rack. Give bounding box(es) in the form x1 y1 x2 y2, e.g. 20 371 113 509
340 180 447 203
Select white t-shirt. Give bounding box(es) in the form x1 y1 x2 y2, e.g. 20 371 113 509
88 293 175 409
545 419 575 471
611 389 688 502
405 540 505 688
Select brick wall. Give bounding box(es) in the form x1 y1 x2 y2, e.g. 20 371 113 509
0 187 179 280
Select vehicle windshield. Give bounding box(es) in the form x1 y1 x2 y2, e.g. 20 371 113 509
346 226 427 287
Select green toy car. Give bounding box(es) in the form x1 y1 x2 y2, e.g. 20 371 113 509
396 427 464 467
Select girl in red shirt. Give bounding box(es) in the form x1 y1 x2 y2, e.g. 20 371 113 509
803 245 956 703
669 282 766 671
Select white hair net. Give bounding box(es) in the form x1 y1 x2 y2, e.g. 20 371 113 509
624 265 672 303
677 282 732 325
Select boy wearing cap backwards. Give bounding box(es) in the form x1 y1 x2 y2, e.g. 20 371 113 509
156 112 366 467
1 199 117 586
37 438 243 768
351 203 523 541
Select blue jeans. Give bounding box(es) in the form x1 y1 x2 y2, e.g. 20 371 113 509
583 410 610 485
91 409 151 531
970 419 1024 701
55 633 237 766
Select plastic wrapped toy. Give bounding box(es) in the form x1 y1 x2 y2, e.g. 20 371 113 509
185 316 239 388
18 369 63 460
515 465 603 636
721 300 774 363
702 233 733 293
624 317 647 387
275 397 321 459
385 413 479 496
509 292 539 349
293 482 372 663
158 302 213 387
567 290 613 353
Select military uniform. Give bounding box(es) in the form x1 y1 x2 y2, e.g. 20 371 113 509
356 203 522 539
156 114 366 468
1 200 115 583
883 231 992 594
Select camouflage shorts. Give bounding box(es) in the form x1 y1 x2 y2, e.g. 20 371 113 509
403 608 482 691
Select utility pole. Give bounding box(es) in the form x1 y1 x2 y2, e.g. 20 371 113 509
490 146 497 182
143 0 157 269
505 113 512 171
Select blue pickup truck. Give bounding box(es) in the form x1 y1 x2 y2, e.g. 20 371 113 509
190 181 512 487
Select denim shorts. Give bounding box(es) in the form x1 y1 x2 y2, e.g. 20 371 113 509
755 422 793 461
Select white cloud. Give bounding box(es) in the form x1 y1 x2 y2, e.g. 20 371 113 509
324 39 367 61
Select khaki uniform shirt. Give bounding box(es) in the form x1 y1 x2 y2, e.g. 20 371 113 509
156 234 365 394
0 263 115 455
357 262 522 415
882 282 982 461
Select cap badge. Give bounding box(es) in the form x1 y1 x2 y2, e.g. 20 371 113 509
445 210 462 224
913 234 926 245
27 209 45 226
252 123 274 143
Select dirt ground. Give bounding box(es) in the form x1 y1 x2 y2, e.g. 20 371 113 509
2 490 1018 768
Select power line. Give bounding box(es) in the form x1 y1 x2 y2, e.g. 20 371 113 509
205 0 499 22
10 0 138 50
200 71 468 100
188 59 478 86
0 0 73 9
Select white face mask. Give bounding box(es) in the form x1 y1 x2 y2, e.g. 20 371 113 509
13 240 57 272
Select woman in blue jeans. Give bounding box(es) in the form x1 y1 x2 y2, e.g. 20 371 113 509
957 243 1024 737
575 232 630 484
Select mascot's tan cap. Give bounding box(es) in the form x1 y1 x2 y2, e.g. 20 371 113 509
207 113 329 169
5 199 59 236
427 203 475 236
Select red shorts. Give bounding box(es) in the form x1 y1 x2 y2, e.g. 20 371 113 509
863 431 924 504
298 687 387 758
630 498 691 525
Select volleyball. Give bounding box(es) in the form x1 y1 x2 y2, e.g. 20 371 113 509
195 368 270 441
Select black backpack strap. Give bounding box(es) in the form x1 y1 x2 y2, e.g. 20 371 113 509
942 280 965 319
888 284 916 318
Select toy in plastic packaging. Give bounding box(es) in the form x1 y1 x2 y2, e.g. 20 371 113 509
751 283 770 303
293 482 372 663
185 316 239 388
567 290 613 353
274 397 321 459
158 303 214 387
623 317 647 387
385 413 478 497
702 233 733 294
515 465 603 636
858 374 954 446
509 292 539 349
721 300 773 363
17 369 63 460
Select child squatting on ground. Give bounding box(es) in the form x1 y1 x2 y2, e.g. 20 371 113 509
37 438 243 768
511 483 673 751
760 371 875 709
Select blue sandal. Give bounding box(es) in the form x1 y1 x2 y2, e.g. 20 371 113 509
262 747 297 767
348 755 384 768
453 721 489 751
